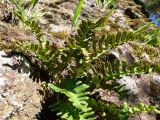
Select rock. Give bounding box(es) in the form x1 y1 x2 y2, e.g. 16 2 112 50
129 42 160 65
117 74 158 120
0 1 14 23
117 76 139 94
91 88 121 106
0 51 43 120
151 75 160 99
32 0 149 34
109 9 133 31
125 7 142 19
0 0 159 119
0 21 36 44
110 43 136 64
128 112 156 120
49 24 71 34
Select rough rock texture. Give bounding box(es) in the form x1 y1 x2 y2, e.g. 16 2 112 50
0 51 42 120
0 1 13 23
91 88 121 106
36 0 149 34
0 21 36 43
128 112 157 120
117 76 139 94
110 43 136 64
108 43 160 119
151 75 160 99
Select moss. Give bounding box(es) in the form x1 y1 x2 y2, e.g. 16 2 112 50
50 31 70 40
94 19 126 37
129 41 160 64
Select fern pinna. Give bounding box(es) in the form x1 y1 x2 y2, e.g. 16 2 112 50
48 78 95 120
9 1 160 119
89 98 160 120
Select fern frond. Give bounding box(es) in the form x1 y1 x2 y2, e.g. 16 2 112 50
91 31 147 60
119 102 160 119
91 60 151 82
48 78 95 120
71 18 148 63
10 0 43 41
89 59 160 92
50 101 95 120
111 83 130 98
89 98 160 120
72 16 108 44
25 20 43 41
48 79 90 112
88 98 119 119
14 40 68 81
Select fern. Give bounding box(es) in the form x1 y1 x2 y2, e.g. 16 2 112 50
9 0 43 41
7 1 160 119
70 18 149 64
91 32 147 60
146 28 160 46
48 78 95 120
71 16 108 44
89 98 160 120
12 18 160 119
13 39 68 82
13 17 160 120
93 60 159 80
86 58 160 97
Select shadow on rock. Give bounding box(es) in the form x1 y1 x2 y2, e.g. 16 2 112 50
1 50 58 120
2 50 51 83
35 98 58 120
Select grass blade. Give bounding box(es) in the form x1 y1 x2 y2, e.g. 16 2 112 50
72 0 84 26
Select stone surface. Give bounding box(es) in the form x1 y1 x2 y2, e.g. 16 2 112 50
117 76 139 94
151 75 160 99
128 112 156 120
0 51 42 120
0 21 36 44
117 74 159 120
110 43 136 64
91 88 121 106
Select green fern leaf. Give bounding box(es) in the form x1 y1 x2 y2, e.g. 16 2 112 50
48 79 95 120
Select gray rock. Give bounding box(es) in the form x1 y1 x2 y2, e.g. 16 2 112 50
151 75 160 98
0 51 43 120
117 76 139 94
110 43 136 64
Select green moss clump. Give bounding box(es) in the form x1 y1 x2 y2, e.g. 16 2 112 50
129 41 160 64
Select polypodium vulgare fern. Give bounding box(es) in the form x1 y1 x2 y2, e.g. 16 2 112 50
48 78 95 120
93 59 160 81
11 18 160 119
8 1 160 119
89 98 160 120
69 18 149 64
82 57 160 98
11 17 160 119
13 39 68 82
